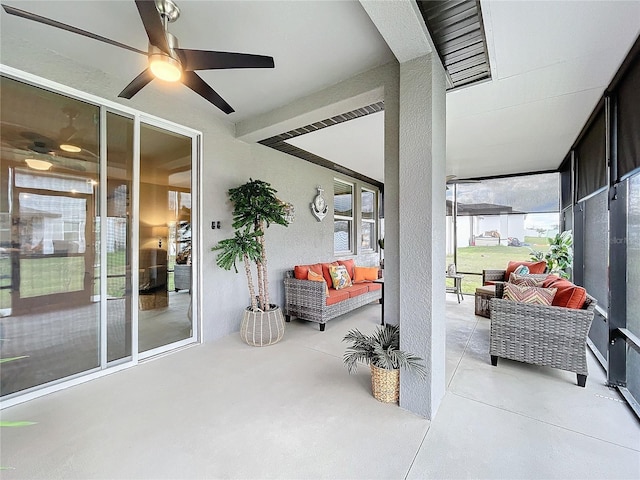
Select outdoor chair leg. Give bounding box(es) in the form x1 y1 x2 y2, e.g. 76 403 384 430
491 355 498 366
319 323 325 332
577 374 587 387
285 315 291 322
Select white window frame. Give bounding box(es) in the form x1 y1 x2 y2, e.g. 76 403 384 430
360 187 377 252
333 178 354 254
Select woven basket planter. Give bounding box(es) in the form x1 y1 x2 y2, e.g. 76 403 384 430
240 305 285 347
370 364 400 403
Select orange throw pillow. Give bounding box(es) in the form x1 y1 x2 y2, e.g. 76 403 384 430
294 263 322 280
353 266 379 283
308 270 329 296
505 260 547 280
543 276 587 309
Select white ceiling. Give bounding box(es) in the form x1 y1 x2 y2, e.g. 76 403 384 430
285 111 385 183
1 0 639 182
0 1 395 120
278 0 640 181
446 0 640 179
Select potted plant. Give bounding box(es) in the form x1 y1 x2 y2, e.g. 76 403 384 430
530 230 573 279
212 179 289 346
343 324 426 403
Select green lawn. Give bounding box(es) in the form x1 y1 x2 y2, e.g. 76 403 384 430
0 251 147 308
446 236 551 294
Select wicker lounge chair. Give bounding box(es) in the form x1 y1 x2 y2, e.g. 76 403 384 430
489 294 597 387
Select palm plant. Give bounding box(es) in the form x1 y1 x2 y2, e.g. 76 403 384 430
530 230 573 279
212 179 288 311
343 324 427 377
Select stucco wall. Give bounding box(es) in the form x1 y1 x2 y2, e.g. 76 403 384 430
0 37 381 343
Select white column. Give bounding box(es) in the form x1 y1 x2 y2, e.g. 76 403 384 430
398 53 447 419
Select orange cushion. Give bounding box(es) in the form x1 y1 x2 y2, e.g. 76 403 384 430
554 284 587 309
542 276 587 309
326 289 349 306
542 275 561 288
337 259 356 279
505 260 547 280
294 263 322 280
294 264 309 280
340 284 368 298
353 266 379 283
367 283 382 292
307 270 329 296
322 262 339 288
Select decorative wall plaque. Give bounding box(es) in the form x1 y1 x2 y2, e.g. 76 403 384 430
310 186 328 222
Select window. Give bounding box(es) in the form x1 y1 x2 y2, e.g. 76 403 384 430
361 188 376 250
334 179 353 253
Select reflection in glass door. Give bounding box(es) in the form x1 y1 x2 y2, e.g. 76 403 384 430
138 122 192 354
1 74 198 402
0 76 101 396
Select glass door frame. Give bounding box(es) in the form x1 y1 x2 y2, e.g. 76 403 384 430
0 65 202 409
135 115 200 361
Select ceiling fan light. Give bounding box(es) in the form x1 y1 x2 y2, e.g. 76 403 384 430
59 143 82 153
149 54 182 82
25 158 52 171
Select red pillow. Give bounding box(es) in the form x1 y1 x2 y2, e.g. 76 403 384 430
505 260 547 280
542 274 561 288
542 276 587 309
337 259 355 279
322 262 339 289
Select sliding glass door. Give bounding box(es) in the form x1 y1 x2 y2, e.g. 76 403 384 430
0 76 102 395
0 73 199 401
138 122 193 355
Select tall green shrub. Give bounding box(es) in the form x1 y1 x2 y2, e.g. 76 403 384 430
530 230 573 279
212 179 288 311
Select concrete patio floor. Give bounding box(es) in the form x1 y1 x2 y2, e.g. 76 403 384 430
1 295 638 479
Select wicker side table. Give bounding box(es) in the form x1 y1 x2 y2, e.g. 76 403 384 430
475 285 496 318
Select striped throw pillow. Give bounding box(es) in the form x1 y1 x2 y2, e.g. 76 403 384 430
509 273 545 287
503 283 557 306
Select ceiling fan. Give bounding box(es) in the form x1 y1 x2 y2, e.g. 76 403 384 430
2 0 275 114
1 131 89 172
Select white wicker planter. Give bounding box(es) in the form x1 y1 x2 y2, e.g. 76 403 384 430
240 305 285 347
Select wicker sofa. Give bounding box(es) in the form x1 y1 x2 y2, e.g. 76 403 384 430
284 261 382 331
489 285 597 387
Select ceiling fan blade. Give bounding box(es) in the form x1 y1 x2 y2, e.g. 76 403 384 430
182 71 234 114
1 4 146 55
135 0 170 54
118 69 154 99
176 49 275 71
